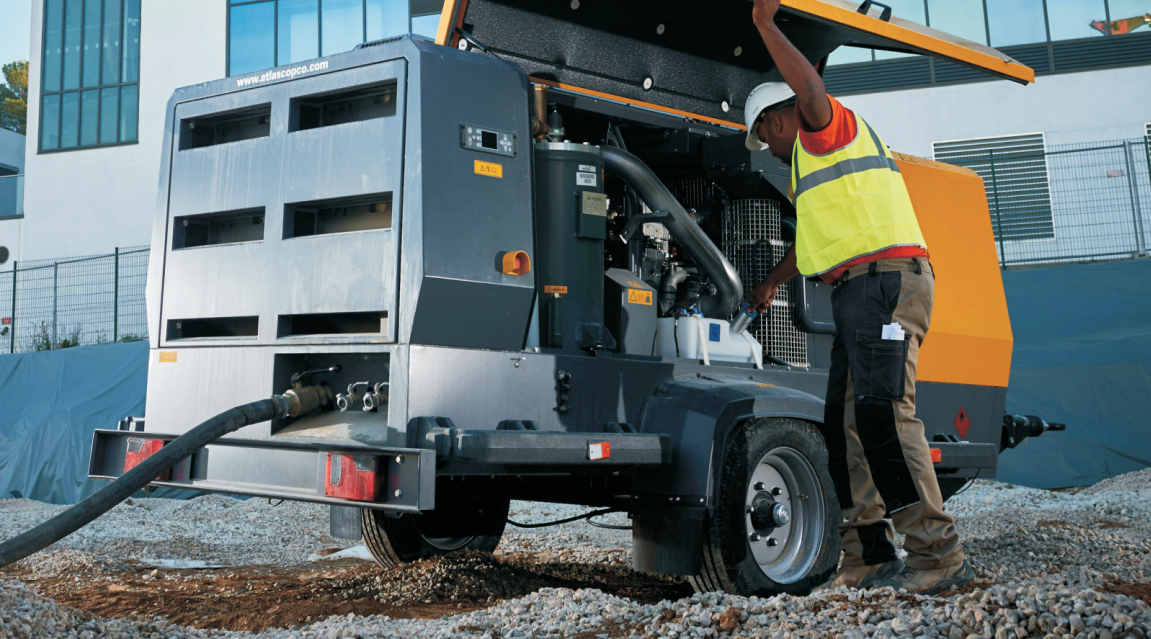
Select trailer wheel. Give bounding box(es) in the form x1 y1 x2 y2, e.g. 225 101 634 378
360 495 510 568
689 417 840 596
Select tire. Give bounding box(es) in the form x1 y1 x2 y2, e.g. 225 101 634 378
689 417 840 597
361 493 510 568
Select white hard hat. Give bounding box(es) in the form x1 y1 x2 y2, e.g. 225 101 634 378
744 82 797 151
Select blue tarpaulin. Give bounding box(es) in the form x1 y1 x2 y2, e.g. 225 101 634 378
0 341 150 504
1 259 1148 500
997 258 1151 488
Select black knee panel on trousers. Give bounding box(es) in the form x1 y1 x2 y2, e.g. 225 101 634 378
855 400 921 513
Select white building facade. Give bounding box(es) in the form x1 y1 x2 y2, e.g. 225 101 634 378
6 0 1151 265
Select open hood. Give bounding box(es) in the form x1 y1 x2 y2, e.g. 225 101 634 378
436 0 1034 127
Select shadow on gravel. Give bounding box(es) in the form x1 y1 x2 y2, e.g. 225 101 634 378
8 551 691 632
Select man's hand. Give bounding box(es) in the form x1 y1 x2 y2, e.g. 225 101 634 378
749 279 780 313
752 0 782 31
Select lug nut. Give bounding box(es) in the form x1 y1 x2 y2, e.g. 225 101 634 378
748 532 761 542
771 486 783 496
753 481 766 491
767 538 778 547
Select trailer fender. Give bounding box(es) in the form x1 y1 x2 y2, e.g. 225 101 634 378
631 373 825 575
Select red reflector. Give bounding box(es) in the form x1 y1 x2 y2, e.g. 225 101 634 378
954 407 971 439
589 441 611 460
124 438 170 481
930 448 942 463
324 453 382 501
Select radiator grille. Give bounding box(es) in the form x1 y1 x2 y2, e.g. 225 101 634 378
665 177 808 367
722 199 808 367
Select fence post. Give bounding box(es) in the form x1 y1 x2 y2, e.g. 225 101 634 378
113 247 120 342
52 263 59 348
9 261 15 354
988 150 1007 268
1122 142 1146 257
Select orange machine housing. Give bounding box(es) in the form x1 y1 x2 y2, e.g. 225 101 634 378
894 153 1014 389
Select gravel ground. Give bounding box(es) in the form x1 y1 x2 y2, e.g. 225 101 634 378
2 470 1150 638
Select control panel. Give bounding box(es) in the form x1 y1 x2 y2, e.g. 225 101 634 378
461 124 517 157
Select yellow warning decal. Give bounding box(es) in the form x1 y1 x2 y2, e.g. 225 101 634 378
544 285 568 294
474 160 503 178
627 289 653 305
159 351 177 363
627 281 643 287
756 383 777 388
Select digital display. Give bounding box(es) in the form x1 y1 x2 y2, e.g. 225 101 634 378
481 130 498 149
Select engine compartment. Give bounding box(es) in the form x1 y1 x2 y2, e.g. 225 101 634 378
531 86 831 369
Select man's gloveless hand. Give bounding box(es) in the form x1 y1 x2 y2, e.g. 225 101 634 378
752 0 782 30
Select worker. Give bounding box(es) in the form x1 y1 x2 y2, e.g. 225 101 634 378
744 0 974 595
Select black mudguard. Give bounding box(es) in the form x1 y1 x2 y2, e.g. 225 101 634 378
631 374 825 575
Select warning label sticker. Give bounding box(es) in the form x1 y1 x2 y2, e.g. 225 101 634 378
159 351 177 363
544 285 568 294
579 164 596 173
627 289 652 305
474 160 503 178
576 172 597 187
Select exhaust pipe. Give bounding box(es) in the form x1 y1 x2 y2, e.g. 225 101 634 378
600 146 743 318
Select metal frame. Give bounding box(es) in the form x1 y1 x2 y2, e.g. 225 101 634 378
37 0 141 154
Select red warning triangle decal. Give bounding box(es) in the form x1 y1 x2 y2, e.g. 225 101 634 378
954 407 971 439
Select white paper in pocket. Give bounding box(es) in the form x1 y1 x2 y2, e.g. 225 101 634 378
881 323 905 341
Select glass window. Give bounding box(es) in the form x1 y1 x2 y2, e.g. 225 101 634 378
927 0 988 44
1102 0 1149 34
322 0 364 56
278 0 319 64
367 0 409 41
43 0 63 92
874 0 927 59
99 86 118 143
119 84 137 142
80 89 99 145
82 0 102 86
987 0 1048 46
827 46 873 66
60 91 79 148
102 0 121 84
410 13 440 39
62 0 82 90
121 0 140 82
41 94 61 150
229 1 275 76
39 0 139 151
1047 0 1108 40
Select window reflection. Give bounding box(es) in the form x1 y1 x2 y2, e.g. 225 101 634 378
1047 0 1108 40
229 1 275 76
987 0 1048 46
927 0 988 45
1101 0 1151 34
322 0 364 56
279 0 319 65
367 0 408 41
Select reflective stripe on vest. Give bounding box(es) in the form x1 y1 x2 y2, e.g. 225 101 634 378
788 112 927 277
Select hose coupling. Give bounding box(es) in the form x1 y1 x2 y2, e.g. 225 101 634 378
336 382 371 412
279 383 334 418
362 382 390 411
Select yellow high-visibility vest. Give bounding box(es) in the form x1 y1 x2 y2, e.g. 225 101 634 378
788 112 927 277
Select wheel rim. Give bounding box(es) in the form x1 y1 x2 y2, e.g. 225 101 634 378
420 535 475 551
744 446 825 584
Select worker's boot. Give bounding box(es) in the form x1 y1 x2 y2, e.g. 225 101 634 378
813 559 903 592
866 559 975 595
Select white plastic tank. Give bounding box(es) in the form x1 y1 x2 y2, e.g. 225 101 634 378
656 313 763 367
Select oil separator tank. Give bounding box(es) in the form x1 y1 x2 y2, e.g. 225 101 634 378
533 142 612 351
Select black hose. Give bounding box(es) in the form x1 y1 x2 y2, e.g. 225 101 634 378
600 146 743 318
506 507 623 529
0 398 283 568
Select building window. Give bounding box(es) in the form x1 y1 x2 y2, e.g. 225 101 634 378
933 134 1055 242
40 0 140 152
228 0 444 77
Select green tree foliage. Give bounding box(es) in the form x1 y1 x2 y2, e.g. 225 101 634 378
1 60 28 135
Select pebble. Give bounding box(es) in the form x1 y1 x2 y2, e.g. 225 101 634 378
2 470 1151 638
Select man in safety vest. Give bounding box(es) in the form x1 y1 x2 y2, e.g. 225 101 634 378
745 0 974 595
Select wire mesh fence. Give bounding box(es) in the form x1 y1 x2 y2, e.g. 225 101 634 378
935 137 1151 268
0 246 149 354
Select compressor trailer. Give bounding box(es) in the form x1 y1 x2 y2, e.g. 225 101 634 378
81 0 1063 595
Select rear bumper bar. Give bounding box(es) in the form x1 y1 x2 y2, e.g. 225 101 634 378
932 441 998 476
88 425 671 510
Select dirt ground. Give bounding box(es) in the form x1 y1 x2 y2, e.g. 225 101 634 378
1 553 692 633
